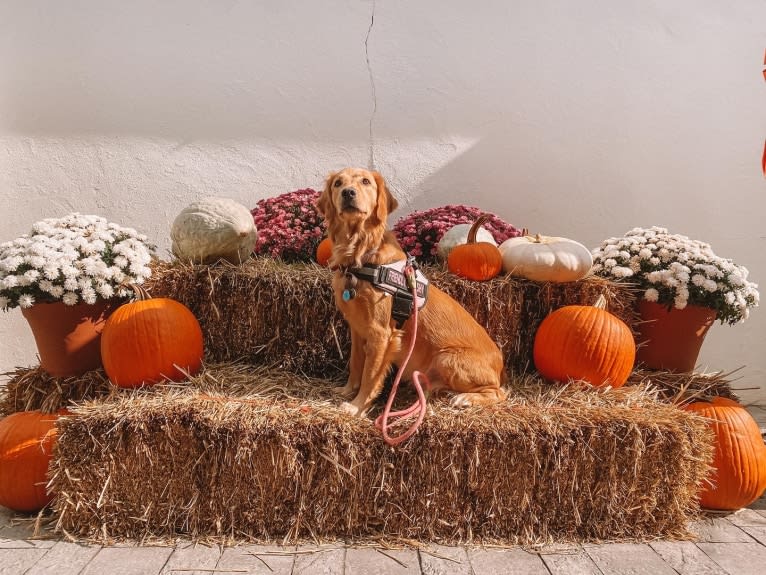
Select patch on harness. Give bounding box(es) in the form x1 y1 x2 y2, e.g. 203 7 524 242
342 259 429 326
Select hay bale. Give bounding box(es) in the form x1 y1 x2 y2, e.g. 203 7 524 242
0 367 113 416
144 259 637 377
0 363 739 419
50 363 713 545
145 259 349 377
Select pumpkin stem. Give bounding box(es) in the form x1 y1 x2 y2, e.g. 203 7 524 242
594 294 608 310
521 228 543 243
468 214 491 244
120 283 152 301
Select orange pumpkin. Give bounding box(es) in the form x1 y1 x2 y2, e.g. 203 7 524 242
316 237 333 266
0 410 66 512
683 397 766 510
533 295 635 388
447 215 503 280
101 285 204 388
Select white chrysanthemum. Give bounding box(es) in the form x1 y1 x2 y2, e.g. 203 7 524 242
0 256 23 272
23 269 41 282
18 294 35 308
0 213 151 310
24 256 48 268
49 286 64 298
61 265 79 278
97 283 115 299
78 277 94 290
727 272 744 287
43 264 60 280
604 258 617 269
137 266 152 279
703 279 718 292
611 266 634 278
81 287 97 305
62 292 78 305
644 288 660 301
2 275 19 289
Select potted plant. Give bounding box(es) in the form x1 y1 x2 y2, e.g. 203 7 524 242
591 226 759 372
251 188 327 263
0 213 155 377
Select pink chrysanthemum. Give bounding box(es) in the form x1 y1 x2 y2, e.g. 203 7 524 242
392 205 523 264
251 189 326 263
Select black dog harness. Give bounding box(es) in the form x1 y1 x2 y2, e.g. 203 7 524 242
342 257 429 328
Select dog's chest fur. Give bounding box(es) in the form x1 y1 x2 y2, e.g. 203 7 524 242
332 272 396 331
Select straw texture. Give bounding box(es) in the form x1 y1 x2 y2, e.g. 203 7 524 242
143 259 637 377
49 363 713 545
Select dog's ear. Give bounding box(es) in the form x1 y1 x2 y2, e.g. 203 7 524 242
317 172 337 220
373 171 398 222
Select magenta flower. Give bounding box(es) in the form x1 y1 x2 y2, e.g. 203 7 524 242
392 205 523 264
251 189 327 263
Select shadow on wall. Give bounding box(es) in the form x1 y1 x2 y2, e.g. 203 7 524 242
399 121 724 251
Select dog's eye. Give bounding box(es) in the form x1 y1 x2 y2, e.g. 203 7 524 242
362 178 371 185
334 179 342 187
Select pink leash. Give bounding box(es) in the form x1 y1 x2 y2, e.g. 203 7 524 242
374 263 430 446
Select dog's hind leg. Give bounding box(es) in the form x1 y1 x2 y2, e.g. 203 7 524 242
450 387 507 407
430 351 507 408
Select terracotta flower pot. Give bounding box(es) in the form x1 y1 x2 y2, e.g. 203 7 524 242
636 300 717 373
21 300 121 377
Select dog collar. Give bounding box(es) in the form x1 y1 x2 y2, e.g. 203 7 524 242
341 258 429 327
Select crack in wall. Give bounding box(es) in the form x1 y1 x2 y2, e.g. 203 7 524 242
365 0 377 169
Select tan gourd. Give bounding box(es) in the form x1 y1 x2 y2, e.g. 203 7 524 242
171 197 258 264
499 229 593 282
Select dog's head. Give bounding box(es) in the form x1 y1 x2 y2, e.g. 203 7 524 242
317 168 398 239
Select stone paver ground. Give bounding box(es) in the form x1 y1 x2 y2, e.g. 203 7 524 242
2 496 765 575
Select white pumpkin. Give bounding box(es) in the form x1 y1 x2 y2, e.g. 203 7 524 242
499 232 593 282
437 223 497 260
171 197 258 264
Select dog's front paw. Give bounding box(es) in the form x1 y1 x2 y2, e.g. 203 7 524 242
332 384 356 399
339 401 365 417
450 393 475 408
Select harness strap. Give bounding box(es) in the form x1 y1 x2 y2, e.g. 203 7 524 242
344 258 429 328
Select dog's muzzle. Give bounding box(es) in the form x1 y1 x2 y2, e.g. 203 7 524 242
341 188 359 211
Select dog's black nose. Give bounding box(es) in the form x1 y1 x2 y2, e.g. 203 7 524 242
341 188 356 201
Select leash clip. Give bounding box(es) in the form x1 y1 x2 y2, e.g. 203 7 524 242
404 254 418 292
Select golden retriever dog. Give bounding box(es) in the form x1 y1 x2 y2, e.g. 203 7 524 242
317 167 506 417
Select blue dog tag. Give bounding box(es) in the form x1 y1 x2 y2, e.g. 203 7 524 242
342 289 356 301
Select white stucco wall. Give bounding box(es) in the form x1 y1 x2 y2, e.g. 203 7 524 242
1 1 764 408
